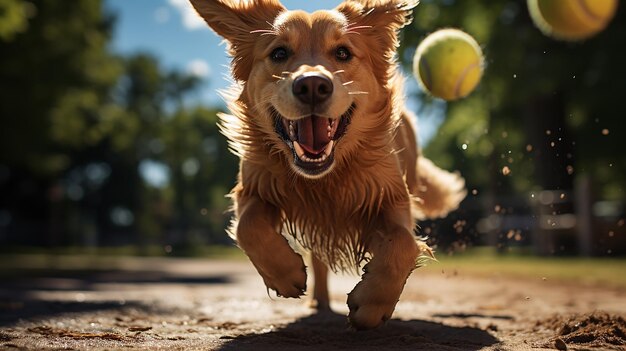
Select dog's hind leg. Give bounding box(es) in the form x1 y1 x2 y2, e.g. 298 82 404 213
395 111 466 220
234 195 307 298
310 255 330 311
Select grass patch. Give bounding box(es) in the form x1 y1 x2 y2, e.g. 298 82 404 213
423 247 626 289
0 245 246 277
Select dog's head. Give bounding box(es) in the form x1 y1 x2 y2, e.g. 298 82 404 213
190 0 417 179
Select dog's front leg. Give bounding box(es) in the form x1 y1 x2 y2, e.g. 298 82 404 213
235 195 307 298
347 204 420 329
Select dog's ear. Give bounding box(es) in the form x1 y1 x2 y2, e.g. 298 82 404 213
337 0 417 29
336 0 417 78
189 0 285 81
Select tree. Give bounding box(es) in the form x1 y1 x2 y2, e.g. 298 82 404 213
0 0 121 245
396 1 625 253
399 1 626 199
0 1 239 250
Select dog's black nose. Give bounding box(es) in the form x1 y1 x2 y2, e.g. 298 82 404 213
292 73 333 106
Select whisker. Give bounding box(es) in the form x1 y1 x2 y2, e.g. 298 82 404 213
266 21 279 31
346 25 372 31
348 91 369 95
281 71 292 76
333 70 345 75
250 29 277 36
345 24 372 35
272 74 285 80
342 81 354 86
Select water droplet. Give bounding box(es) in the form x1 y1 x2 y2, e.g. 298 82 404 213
502 166 511 176
461 143 468 150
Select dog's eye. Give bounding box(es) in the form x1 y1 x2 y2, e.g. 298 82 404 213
270 47 289 62
335 46 352 62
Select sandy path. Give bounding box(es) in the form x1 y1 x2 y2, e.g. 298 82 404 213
0 257 624 350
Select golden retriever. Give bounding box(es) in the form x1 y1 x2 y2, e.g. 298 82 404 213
189 0 465 329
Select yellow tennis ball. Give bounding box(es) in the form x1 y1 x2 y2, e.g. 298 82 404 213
528 0 618 41
413 29 484 101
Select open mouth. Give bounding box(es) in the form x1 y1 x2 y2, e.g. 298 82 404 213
273 104 355 177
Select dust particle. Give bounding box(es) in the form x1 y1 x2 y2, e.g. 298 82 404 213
554 337 567 350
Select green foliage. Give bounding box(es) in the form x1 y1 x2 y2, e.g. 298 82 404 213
0 0 120 175
400 0 626 199
0 1 238 248
0 0 34 41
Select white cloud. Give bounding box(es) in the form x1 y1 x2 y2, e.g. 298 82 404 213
186 59 211 78
167 0 207 30
154 6 171 24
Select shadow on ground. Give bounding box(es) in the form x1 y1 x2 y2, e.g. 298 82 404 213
218 311 499 351
0 300 152 327
0 268 232 291
0 266 232 326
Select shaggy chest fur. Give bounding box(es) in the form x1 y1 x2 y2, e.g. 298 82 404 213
236 145 412 271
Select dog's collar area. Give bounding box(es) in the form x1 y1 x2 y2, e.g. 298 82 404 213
272 104 354 176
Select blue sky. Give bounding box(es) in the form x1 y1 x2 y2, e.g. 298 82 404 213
105 0 442 143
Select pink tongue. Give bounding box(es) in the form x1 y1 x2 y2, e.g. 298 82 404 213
297 116 330 154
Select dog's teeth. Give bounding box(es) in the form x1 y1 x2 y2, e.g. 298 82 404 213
288 120 296 140
293 141 305 159
324 140 334 157
294 141 332 163
288 123 296 140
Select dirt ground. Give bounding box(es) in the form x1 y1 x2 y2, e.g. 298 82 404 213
0 256 625 350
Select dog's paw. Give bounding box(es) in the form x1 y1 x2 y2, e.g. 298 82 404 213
346 271 404 330
250 245 307 298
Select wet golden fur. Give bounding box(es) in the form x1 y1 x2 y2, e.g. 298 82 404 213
190 0 465 329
